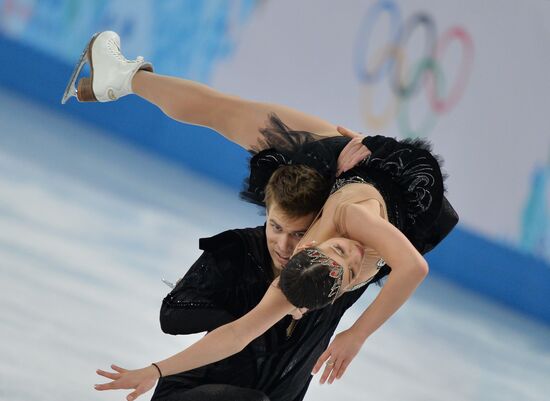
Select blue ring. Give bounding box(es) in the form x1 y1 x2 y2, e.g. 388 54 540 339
354 0 401 84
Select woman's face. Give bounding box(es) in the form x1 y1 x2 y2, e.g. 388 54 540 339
315 237 365 292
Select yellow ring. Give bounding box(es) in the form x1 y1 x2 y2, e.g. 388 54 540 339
361 45 404 130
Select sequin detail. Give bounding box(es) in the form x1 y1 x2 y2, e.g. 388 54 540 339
346 258 385 291
304 248 344 301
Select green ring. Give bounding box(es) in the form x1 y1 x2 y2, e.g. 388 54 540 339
398 58 445 138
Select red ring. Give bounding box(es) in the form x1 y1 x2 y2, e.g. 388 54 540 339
426 26 474 114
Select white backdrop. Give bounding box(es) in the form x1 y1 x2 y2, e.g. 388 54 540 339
1 0 548 260
212 0 550 260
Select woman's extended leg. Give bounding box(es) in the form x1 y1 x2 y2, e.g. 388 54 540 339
131 70 338 149
66 31 339 150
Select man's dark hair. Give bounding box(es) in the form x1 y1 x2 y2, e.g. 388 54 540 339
264 165 328 218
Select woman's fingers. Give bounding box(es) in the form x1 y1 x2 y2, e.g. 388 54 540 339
290 307 307 319
94 381 119 391
336 125 349 137
338 140 369 175
127 386 145 401
327 359 344 384
337 138 361 175
319 360 335 384
341 146 362 171
96 369 121 380
111 364 128 373
345 146 370 171
337 126 362 138
335 360 350 380
127 379 156 401
312 349 330 374
337 144 352 175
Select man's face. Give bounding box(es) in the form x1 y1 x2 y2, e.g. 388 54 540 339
265 202 315 273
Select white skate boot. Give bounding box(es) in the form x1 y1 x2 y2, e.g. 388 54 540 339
61 31 153 104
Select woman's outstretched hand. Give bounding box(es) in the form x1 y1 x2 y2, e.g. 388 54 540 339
312 328 364 384
336 126 371 177
95 364 159 401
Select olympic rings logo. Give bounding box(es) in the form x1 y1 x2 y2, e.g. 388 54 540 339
354 0 474 138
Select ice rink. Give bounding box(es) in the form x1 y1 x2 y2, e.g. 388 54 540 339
1 89 549 401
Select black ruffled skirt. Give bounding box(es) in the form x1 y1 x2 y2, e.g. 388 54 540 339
241 115 458 254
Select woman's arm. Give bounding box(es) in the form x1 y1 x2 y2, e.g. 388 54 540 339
95 283 294 400
345 203 428 338
313 203 428 383
132 71 339 150
156 283 293 376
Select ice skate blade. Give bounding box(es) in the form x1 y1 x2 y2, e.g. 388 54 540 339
161 278 175 289
61 32 99 104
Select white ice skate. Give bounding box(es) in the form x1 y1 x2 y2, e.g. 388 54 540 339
61 31 153 104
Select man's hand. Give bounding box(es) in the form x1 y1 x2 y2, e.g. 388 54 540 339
95 364 158 401
336 126 371 176
311 328 364 384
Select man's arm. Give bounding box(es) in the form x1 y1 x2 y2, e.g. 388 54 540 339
132 71 339 150
159 251 236 335
160 302 236 335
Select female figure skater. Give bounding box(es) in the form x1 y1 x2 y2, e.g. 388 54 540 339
64 32 457 400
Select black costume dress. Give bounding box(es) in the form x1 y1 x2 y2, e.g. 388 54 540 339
152 115 458 401
242 115 458 256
